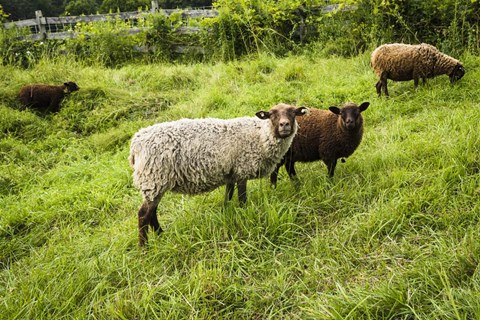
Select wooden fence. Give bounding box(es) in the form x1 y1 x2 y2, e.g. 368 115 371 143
3 1 218 42
2 1 348 55
3 1 347 42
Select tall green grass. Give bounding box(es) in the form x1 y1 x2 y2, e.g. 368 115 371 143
0 52 479 319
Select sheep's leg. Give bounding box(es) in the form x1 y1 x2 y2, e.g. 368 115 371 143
224 182 235 205
138 195 162 247
148 195 163 234
138 202 150 247
375 81 382 96
382 80 389 97
285 159 297 180
284 160 301 188
270 157 286 187
379 72 389 97
383 82 389 96
149 209 163 235
414 77 420 89
237 179 247 205
326 158 337 178
49 97 62 112
270 164 281 187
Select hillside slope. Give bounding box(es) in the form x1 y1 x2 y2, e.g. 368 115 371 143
0 53 479 319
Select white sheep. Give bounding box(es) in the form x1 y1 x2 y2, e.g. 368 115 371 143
371 43 465 96
129 103 308 246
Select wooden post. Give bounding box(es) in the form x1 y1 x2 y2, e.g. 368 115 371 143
35 10 47 39
151 1 159 13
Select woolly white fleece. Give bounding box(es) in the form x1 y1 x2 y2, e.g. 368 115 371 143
129 116 297 201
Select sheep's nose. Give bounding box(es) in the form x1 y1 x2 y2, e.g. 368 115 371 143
279 120 291 129
345 117 356 128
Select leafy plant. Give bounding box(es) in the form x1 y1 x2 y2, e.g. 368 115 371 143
64 16 146 67
1 0 480 66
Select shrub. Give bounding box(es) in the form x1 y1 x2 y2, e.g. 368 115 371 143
0 0 479 66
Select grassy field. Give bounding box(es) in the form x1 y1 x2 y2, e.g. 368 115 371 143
0 51 479 319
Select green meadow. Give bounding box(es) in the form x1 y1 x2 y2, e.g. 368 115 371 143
0 52 479 319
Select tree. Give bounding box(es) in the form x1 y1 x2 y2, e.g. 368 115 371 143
64 0 102 15
99 0 150 13
0 0 214 20
157 0 212 9
0 4 9 21
0 0 64 20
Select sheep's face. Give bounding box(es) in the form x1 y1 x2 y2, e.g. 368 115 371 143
64 81 80 92
449 64 465 83
256 104 308 138
330 102 370 131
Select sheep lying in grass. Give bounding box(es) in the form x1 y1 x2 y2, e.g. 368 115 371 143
129 103 308 246
270 102 369 186
371 43 465 96
18 81 80 112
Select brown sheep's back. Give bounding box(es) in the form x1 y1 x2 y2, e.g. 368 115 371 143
371 43 422 81
18 82 79 112
290 108 339 162
19 85 60 109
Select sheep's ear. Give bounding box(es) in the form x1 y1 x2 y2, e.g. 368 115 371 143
256 111 270 119
359 102 370 112
295 107 309 116
64 82 69 86
329 106 340 114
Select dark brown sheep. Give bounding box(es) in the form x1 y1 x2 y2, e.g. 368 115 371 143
270 101 369 186
18 81 80 112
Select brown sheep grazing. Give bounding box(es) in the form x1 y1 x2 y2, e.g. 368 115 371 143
270 101 369 186
18 81 80 112
371 43 465 96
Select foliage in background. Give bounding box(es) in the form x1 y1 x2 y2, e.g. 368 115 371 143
201 0 327 60
145 11 208 62
0 4 8 22
200 0 480 59
0 0 213 19
157 0 212 9
0 0 65 20
0 30 50 68
64 0 108 16
1 0 141 19
0 0 479 65
64 16 148 67
324 0 480 56
143 13 177 61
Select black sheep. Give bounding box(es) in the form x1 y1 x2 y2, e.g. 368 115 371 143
18 81 80 113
